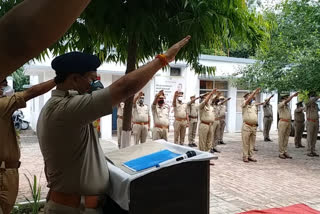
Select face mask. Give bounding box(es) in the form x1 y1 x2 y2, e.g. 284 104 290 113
158 100 164 105
88 80 104 93
120 103 125 108
251 99 255 104
139 98 144 104
177 96 183 102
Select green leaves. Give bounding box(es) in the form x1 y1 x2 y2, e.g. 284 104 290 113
235 0 320 93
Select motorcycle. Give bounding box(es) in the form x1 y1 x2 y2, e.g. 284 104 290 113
12 110 29 131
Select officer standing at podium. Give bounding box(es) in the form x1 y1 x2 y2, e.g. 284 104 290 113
132 92 150 144
173 91 189 145
152 90 170 141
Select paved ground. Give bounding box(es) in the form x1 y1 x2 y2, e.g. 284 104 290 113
18 130 320 213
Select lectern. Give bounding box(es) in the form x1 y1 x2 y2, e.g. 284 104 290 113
103 140 215 214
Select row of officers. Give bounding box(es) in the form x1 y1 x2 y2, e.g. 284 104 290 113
118 88 320 162
117 89 231 153
242 88 319 163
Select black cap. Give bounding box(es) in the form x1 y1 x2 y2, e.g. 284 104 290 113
52 52 101 75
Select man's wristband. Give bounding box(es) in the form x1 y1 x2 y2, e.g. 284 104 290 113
155 54 168 67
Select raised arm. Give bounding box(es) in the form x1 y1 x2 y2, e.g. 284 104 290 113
172 91 179 107
22 79 56 102
133 92 143 107
109 36 191 107
285 92 299 105
245 88 260 106
0 0 92 80
153 90 164 106
220 97 231 105
203 89 217 105
265 94 274 104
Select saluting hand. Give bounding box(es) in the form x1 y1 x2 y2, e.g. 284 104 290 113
164 36 191 63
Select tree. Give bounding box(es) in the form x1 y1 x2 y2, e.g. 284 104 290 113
12 67 30 92
234 0 320 95
1 0 269 145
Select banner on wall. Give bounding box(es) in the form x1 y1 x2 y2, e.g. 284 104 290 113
154 76 185 128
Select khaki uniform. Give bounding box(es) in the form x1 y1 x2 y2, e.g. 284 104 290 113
0 92 26 214
241 101 258 159
198 99 215 151
187 102 198 144
117 105 124 147
278 101 292 155
294 107 305 147
173 101 188 145
37 89 113 213
152 103 170 141
263 103 273 139
306 98 319 153
132 103 149 145
212 105 220 149
217 105 226 143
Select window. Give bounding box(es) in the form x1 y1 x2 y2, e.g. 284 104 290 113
199 80 229 109
170 67 181 76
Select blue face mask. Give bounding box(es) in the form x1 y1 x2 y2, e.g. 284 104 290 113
89 80 104 93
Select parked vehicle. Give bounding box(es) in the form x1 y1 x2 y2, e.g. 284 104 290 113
12 110 29 131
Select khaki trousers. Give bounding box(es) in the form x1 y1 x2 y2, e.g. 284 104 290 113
188 119 198 144
241 123 257 158
44 200 103 214
217 119 226 142
174 120 187 145
211 121 220 149
263 117 273 139
198 123 213 152
0 169 19 214
117 118 123 147
294 121 305 147
307 120 319 153
132 124 148 145
278 120 291 155
152 127 168 141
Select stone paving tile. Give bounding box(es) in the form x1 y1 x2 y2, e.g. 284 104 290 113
17 130 320 213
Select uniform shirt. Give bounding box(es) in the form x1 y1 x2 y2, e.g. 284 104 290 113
213 104 220 118
199 100 215 123
278 101 291 120
37 88 112 195
132 103 149 123
294 107 305 122
306 98 319 120
0 92 26 162
187 102 198 122
174 100 187 119
242 101 258 124
263 103 273 117
219 105 226 118
152 103 170 127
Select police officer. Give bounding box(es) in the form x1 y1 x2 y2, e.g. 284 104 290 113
117 102 125 148
187 95 199 147
216 96 231 145
132 92 150 145
37 36 191 213
278 92 298 159
241 88 260 163
263 95 274 142
173 91 189 145
305 92 320 157
294 101 305 148
211 97 221 153
0 78 55 214
152 90 170 141
198 89 218 152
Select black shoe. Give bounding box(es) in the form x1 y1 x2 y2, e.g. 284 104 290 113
264 138 268 142
211 148 220 153
253 148 258 151
191 143 197 147
267 138 272 142
219 141 226 145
